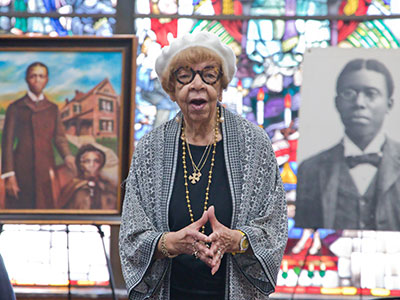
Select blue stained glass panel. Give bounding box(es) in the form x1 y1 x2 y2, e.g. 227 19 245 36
0 0 117 35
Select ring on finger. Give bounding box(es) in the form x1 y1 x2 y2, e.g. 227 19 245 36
193 250 199 259
217 248 223 258
192 241 198 252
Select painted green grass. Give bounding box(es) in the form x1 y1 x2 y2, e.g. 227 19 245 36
1 132 118 166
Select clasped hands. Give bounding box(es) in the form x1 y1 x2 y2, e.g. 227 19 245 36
160 206 243 275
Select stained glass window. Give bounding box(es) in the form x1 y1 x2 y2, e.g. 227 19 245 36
0 0 117 36
0 1 119 292
0 224 111 287
133 0 400 297
2 0 400 296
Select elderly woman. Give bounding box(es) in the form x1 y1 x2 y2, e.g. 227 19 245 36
119 32 287 300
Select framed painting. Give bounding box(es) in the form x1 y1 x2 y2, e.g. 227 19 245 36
0 35 137 223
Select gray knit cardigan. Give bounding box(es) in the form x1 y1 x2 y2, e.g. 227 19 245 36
119 105 288 299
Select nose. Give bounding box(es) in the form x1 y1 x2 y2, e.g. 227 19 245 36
354 91 367 108
190 73 205 89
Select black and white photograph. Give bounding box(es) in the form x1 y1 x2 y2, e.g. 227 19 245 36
295 47 400 231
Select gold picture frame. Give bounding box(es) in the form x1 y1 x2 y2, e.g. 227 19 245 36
0 35 137 223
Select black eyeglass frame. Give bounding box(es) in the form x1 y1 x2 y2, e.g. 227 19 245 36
173 66 223 85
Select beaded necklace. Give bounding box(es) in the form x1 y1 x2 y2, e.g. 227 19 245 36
186 134 213 184
181 107 220 234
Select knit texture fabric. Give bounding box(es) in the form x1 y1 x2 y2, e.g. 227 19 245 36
119 106 288 300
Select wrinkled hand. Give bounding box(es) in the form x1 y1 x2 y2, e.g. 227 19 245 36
207 206 242 275
5 175 20 198
166 211 214 266
64 155 77 175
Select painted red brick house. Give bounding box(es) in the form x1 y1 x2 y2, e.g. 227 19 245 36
60 78 119 138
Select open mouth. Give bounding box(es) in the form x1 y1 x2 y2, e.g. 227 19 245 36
190 99 207 109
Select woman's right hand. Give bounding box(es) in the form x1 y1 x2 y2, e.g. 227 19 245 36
157 211 214 266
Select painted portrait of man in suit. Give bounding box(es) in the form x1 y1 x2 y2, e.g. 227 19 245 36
1 62 76 210
295 50 400 231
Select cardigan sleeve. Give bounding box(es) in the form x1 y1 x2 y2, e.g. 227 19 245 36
231 125 288 296
119 153 168 299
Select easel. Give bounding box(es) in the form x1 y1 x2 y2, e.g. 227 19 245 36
0 223 117 300
96 224 118 300
65 224 118 300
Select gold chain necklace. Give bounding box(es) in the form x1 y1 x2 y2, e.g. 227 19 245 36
181 107 220 233
186 135 213 184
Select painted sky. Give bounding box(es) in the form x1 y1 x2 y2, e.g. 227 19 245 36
0 51 123 107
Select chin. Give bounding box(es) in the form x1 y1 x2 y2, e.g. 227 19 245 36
345 118 371 128
346 125 378 137
187 110 209 119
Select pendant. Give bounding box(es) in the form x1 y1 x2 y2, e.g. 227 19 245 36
189 171 201 184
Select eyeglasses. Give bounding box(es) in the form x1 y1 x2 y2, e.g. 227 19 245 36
174 66 222 85
338 88 382 102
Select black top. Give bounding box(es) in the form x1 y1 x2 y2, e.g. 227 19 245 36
169 139 232 298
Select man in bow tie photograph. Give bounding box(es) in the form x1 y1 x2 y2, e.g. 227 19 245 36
295 50 400 231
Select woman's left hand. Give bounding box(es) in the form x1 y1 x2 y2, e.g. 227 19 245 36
206 206 243 275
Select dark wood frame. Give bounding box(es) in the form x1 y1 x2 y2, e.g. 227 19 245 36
0 35 137 224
